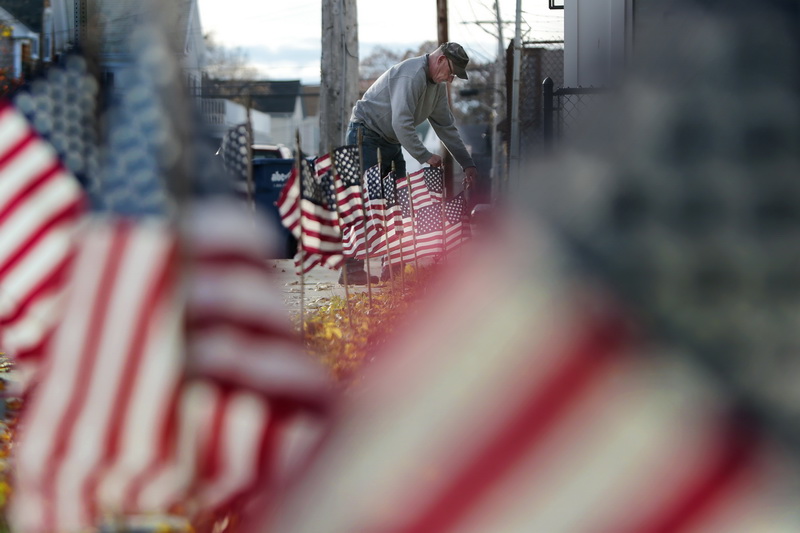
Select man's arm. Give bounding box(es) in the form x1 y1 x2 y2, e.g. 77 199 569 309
428 90 476 171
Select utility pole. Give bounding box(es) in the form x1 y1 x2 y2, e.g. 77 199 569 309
320 0 359 154
509 0 522 191
492 0 505 200
436 0 455 194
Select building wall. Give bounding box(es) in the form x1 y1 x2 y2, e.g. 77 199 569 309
564 0 633 87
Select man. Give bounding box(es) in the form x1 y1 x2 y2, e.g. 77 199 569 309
340 42 479 285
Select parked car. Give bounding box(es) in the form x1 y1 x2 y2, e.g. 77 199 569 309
251 144 292 161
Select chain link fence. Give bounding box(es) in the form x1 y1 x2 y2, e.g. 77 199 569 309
542 83 611 151
504 41 563 161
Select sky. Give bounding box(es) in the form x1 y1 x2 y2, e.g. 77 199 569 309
196 0 564 84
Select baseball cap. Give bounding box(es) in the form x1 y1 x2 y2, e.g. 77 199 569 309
441 42 469 80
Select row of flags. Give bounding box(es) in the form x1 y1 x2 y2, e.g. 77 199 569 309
0 21 330 533
276 145 470 274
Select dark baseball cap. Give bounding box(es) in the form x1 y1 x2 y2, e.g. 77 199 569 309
440 42 469 80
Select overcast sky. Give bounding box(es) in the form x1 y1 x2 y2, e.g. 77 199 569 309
196 0 564 84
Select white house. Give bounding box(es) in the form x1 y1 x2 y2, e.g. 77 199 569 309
0 4 40 79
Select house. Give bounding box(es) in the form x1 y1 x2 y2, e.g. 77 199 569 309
0 0 47 81
204 79 321 155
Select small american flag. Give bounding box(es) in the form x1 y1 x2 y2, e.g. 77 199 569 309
362 164 401 257
277 155 343 273
383 169 468 266
331 146 393 260
0 83 87 387
218 123 251 183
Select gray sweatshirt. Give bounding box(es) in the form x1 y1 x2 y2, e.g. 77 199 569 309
351 55 475 170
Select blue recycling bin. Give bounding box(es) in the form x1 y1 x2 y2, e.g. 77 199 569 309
251 158 297 258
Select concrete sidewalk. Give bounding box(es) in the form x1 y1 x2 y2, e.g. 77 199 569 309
268 258 384 316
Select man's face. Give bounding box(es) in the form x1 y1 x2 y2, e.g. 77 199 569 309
432 54 456 84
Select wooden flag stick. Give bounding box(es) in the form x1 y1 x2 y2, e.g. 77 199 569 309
351 135 373 307
392 160 406 293
405 170 420 275
245 102 256 213
440 164 448 265
295 130 306 341
376 147 394 301
328 146 353 325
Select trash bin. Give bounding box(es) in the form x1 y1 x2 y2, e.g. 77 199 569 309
251 158 297 258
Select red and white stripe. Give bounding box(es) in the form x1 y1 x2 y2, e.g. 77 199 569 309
12 203 331 532
276 166 300 236
405 168 438 210
277 158 343 273
11 219 184 533
0 102 85 386
261 218 800 533
181 201 330 512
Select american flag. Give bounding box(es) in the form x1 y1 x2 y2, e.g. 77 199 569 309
408 167 443 210
330 146 391 259
0 75 88 388
442 192 468 252
383 169 467 266
277 154 343 273
11 16 331 533
10 219 186 533
218 123 251 184
179 200 331 515
257 220 800 533
362 164 403 257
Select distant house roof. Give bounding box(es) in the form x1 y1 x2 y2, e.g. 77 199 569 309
0 0 43 32
248 80 301 114
206 79 303 115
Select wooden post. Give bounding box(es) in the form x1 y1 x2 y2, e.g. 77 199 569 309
327 147 353 325
352 132 374 306
320 0 359 153
405 173 421 274
245 101 256 213
375 146 393 300
392 161 406 292
436 0 455 194
295 130 306 340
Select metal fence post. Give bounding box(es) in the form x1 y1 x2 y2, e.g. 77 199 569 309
543 77 554 152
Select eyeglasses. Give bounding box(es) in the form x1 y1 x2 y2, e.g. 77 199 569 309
445 57 456 81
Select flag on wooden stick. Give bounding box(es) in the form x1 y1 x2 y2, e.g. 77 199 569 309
277 155 343 273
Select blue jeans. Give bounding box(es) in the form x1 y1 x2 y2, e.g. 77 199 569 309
345 122 407 179
342 122 407 274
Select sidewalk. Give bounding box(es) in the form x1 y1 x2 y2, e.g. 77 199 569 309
268 258 384 316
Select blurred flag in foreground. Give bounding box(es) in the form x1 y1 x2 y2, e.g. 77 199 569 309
250 1 800 531
0 92 87 389
256 219 800 533
10 7 331 532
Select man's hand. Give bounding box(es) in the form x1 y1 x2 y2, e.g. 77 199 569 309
427 154 443 167
463 166 478 190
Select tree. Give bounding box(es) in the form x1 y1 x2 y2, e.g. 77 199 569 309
359 41 437 81
203 33 259 81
